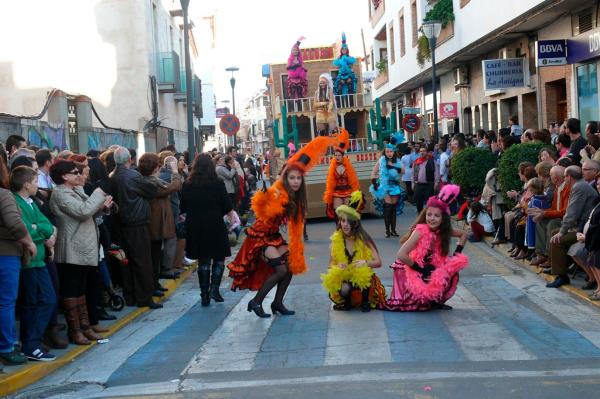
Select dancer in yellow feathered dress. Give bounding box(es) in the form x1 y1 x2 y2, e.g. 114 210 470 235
321 192 386 311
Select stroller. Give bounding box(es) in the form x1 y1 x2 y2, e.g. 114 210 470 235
101 245 127 311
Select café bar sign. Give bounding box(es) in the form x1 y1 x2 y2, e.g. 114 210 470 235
482 58 530 90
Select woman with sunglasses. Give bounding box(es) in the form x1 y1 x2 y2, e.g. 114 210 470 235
49 160 112 345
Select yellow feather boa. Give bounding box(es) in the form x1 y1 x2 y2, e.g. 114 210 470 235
321 230 374 295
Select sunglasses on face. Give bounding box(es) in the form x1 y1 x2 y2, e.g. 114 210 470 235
66 170 81 176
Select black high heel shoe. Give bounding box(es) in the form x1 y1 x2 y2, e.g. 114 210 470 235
390 231 399 237
271 303 295 316
247 300 270 318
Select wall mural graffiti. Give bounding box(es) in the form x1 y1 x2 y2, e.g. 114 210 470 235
87 130 136 150
28 125 67 151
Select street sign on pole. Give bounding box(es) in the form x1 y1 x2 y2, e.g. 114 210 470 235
219 114 240 137
402 107 421 115
402 114 421 133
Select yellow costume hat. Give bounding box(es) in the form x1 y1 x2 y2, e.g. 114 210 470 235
335 191 364 221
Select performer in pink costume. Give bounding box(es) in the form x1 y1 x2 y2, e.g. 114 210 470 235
382 185 469 311
286 37 308 99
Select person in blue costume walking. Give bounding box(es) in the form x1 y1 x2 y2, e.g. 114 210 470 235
370 143 405 238
333 33 357 98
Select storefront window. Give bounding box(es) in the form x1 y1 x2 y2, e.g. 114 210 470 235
577 63 599 129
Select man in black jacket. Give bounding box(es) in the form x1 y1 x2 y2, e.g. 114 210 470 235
109 147 162 309
412 145 440 214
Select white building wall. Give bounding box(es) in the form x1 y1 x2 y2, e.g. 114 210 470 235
0 0 191 133
372 0 548 99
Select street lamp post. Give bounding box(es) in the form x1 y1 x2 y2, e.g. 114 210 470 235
226 66 239 147
180 0 195 164
422 20 442 142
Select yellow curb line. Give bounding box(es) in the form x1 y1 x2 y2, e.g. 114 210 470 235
0 264 197 397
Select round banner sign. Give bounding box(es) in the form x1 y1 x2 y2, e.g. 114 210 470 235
219 114 240 137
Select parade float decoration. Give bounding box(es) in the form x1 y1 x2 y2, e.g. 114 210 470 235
367 98 398 148
272 102 299 158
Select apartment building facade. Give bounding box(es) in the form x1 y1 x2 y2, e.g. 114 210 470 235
0 0 208 154
368 0 599 139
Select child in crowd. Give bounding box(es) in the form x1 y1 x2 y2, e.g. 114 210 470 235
224 209 242 240
467 201 495 242
10 166 57 361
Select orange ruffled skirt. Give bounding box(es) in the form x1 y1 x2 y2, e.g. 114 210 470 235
227 229 286 291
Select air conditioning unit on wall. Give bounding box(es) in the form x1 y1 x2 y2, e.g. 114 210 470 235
454 65 470 89
498 47 515 59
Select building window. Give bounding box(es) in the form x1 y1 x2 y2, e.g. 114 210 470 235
411 0 418 48
572 6 596 35
399 10 406 57
577 63 599 129
389 23 395 64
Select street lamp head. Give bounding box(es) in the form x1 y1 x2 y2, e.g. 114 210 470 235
422 20 442 40
225 67 239 73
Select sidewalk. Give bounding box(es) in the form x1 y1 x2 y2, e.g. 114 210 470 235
0 264 198 397
474 229 600 309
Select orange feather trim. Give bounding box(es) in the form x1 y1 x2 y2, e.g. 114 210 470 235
285 134 340 174
251 180 288 223
323 157 359 204
334 128 350 153
287 211 306 275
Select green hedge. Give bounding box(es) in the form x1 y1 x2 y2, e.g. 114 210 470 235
450 147 497 197
497 142 552 202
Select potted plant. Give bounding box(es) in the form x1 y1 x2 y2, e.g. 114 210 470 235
376 57 388 74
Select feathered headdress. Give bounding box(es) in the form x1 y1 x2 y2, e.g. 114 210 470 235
340 32 349 54
426 184 461 215
292 36 306 52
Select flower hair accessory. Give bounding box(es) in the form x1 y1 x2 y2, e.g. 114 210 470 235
426 184 461 215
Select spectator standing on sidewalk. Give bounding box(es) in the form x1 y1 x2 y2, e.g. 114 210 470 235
547 166 599 288
10 166 57 361
0 158 35 366
508 115 523 138
566 118 587 165
109 147 162 309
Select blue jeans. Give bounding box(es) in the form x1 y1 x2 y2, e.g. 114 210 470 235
0 256 20 353
19 267 57 354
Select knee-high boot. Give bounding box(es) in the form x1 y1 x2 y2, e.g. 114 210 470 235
77 296 103 341
390 204 399 236
62 298 90 345
198 265 211 306
210 261 225 303
383 204 391 237
361 288 371 312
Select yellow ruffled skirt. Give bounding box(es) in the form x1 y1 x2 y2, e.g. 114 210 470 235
321 266 386 308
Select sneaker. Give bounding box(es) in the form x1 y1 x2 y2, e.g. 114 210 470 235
0 350 28 365
24 348 56 362
183 257 194 266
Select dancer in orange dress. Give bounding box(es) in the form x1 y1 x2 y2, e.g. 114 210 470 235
228 134 342 318
323 129 360 220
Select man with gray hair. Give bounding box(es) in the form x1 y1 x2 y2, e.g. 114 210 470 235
529 165 570 268
582 160 600 187
547 165 599 288
109 146 162 309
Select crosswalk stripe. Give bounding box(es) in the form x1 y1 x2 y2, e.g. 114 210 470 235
183 291 276 374
324 303 392 366
502 274 600 350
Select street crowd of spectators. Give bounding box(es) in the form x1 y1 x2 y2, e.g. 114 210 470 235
0 136 262 368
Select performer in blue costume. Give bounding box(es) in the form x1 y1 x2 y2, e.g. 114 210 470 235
370 143 405 238
333 33 357 96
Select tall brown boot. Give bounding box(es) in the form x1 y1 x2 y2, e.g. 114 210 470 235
77 296 103 341
62 298 90 345
43 324 69 349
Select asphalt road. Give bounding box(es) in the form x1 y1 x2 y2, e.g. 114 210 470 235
12 206 600 399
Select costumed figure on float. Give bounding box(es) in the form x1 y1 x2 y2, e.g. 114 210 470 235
369 135 406 237
321 191 386 312
314 73 338 135
323 128 360 220
228 134 343 318
382 185 469 311
333 33 357 100
286 37 308 100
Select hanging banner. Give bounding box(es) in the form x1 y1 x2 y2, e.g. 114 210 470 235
482 58 530 90
439 102 458 119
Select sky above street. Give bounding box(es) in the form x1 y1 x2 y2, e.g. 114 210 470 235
190 0 368 108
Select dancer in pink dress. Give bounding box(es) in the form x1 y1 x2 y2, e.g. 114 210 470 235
382 185 469 311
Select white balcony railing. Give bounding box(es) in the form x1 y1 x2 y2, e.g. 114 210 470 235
275 93 374 115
